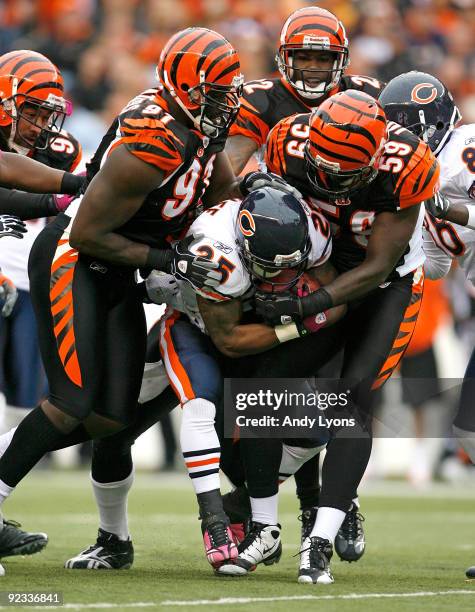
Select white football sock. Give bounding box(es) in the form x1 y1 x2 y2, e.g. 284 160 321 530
352 497 360 509
0 428 16 459
310 506 346 543
181 399 220 495
91 469 134 541
0 479 14 506
250 494 278 525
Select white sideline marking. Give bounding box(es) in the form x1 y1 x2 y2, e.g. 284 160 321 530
160 589 475 606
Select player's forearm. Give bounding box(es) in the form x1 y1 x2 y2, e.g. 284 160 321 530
301 261 390 315
211 323 280 358
0 153 80 194
0 188 59 219
69 228 167 269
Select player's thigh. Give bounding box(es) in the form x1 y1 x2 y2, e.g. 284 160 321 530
28 216 106 419
342 269 424 389
160 310 222 405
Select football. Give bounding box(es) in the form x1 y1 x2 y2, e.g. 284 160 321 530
258 270 321 294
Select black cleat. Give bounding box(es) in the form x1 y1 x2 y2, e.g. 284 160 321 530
298 536 334 584
222 487 251 544
64 529 133 569
466 566 475 579
0 519 48 558
298 506 318 544
335 504 365 562
216 522 281 576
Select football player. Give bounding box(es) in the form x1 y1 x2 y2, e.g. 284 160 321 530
379 71 475 579
225 6 385 559
0 50 85 568
247 89 439 583
63 186 344 571
0 28 297 575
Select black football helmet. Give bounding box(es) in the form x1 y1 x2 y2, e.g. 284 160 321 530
236 186 311 289
379 71 460 155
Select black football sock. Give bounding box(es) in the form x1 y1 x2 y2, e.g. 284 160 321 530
240 438 282 498
0 406 91 487
295 454 320 510
197 489 225 520
92 438 133 484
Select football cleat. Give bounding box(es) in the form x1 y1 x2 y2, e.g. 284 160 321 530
0 519 48 558
216 522 282 576
335 504 365 562
201 514 238 569
298 536 334 584
466 565 475 579
222 487 251 545
64 529 133 569
298 506 318 544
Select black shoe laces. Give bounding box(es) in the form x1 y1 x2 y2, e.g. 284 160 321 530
298 508 317 540
208 520 231 548
339 508 365 539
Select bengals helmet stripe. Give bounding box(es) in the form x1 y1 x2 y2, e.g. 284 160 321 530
157 27 243 138
277 7 349 100
0 49 70 152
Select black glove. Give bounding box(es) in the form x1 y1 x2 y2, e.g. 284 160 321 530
168 234 222 290
0 215 27 239
255 289 303 326
425 192 451 219
239 171 303 200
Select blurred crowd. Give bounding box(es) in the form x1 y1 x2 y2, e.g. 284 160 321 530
0 0 473 152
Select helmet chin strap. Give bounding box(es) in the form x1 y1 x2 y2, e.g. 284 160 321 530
161 69 217 138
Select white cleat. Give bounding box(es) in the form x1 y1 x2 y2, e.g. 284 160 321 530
298 536 334 584
217 522 281 576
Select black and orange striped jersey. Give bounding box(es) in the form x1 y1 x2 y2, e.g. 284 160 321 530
85 88 225 248
266 114 439 278
33 129 82 173
229 74 383 148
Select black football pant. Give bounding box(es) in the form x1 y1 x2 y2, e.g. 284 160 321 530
237 270 424 510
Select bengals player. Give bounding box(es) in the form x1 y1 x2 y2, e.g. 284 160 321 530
246 89 439 584
226 6 384 174
0 28 264 574
225 6 384 559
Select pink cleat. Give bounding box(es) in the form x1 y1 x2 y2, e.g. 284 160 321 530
202 515 238 569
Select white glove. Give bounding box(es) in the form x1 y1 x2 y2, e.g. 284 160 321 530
145 271 184 310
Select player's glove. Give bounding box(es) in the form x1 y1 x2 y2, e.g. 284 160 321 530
239 171 303 200
0 272 17 317
168 234 222 290
255 290 303 326
145 270 186 311
0 215 27 239
425 192 451 219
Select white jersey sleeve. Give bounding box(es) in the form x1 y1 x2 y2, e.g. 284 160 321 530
305 206 332 269
424 124 475 282
187 200 251 301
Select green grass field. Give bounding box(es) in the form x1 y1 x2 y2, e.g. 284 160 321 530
0 471 474 611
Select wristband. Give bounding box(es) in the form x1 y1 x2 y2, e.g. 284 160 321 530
301 287 333 318
466 206 475 230
145 247 172 273
60 172 84 195
274 322 300 343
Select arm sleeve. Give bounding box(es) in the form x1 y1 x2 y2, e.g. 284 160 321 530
423 228 453 280
0 188 56 220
